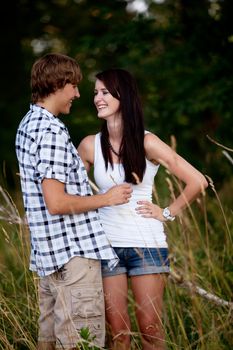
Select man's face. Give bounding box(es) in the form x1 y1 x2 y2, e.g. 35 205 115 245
54 83 80 115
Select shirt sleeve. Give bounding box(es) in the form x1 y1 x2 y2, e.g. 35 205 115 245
34 131 74 184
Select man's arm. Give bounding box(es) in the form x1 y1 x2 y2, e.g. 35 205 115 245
42 178 132 215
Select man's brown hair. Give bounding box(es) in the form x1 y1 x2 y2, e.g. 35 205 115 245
31 53 82 104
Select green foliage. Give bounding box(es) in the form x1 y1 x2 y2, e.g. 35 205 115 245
76 327 101 350
1 0 232 189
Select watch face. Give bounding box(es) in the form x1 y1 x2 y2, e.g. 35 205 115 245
163 208 171 217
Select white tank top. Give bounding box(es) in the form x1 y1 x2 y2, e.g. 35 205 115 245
94 132 168 248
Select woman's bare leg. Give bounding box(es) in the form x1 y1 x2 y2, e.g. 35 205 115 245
131 274 167 350
103 274 131 350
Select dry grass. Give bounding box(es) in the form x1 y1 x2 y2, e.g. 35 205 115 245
0 172 232 349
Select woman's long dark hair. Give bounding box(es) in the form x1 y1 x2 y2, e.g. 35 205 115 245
96 69 146 184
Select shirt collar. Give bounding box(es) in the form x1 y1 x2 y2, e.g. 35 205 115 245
30 104 66 129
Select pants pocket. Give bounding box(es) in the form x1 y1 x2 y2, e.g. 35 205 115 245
75 318 103 338
71 286 103 318
71 286 105 346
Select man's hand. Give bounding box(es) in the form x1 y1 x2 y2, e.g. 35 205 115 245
104 184 132 206
42 179 132 215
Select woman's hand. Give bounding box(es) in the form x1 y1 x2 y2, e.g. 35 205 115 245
135 200 166 221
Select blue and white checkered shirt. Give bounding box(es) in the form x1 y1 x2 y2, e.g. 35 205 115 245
15 104 118 277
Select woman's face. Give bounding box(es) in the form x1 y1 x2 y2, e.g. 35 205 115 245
94 79 120 120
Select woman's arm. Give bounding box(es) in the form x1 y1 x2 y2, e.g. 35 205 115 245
77 135 95 172
136 133 208 221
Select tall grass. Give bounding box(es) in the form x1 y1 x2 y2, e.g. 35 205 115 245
161 175 233 350
0 186 38 350
0 171 232 349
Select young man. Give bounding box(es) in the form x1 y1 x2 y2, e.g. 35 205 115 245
15 53 132 350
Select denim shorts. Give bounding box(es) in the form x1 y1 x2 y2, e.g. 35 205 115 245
101 247 170 277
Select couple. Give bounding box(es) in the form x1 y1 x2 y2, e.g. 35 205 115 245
15 53 207 350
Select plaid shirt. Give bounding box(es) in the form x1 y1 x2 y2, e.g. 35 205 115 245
15 104 118 277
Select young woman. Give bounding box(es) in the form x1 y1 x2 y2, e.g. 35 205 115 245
77 69 208 350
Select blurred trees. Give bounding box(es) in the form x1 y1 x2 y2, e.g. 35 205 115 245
0 0 232 187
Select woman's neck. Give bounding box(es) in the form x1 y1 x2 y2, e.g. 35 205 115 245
107 116 123 142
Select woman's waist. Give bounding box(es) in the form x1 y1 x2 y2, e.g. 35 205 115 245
100 191 152 207
98 206 164 228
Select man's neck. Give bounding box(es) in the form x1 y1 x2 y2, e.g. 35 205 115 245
36 98 58 116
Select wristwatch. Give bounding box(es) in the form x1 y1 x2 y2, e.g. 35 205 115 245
162 207 175 221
